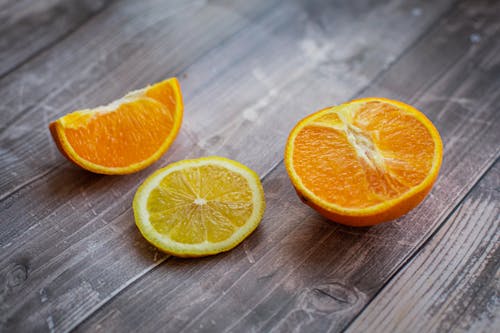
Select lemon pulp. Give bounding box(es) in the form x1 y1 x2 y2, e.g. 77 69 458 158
133 157 265 257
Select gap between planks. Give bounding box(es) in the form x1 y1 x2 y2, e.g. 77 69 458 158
344 160 500 332
0 0 284 202
67 155 286 332
340 157 500 333
1 0 492 328
0 0 119 80
73 0 500 330
68 1 471 330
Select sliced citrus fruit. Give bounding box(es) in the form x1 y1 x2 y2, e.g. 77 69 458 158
49 77 183 174
133 157 265 257
285 97 443 226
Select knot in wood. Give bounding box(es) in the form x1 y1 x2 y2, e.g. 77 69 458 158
299 282 359 313
7 263 28 288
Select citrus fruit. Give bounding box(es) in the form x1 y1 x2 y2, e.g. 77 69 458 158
49 77 183 174
133 157 265 257
285 97 443 226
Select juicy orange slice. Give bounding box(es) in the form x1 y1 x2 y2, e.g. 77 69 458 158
285 97 443 226
133 157 265 257
49 78 183 174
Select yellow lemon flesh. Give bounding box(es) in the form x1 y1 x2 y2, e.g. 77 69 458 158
133 157 265 257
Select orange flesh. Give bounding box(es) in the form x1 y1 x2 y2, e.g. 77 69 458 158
292 101 435 209
145 79 178 111
62 81 177 168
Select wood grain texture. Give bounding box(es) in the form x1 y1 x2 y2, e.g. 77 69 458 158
346 161 500 333
0 0 113 78
75 1 500 332
0 0 462 331
0 0 284 331
0 0 279 197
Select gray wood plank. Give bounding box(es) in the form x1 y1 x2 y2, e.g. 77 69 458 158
0 0 114 78
73 1 500 332
0 0 460 331
0 0 279 197
345 161 499 333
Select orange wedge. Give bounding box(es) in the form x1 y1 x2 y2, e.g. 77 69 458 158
285 97 443 226
49 78 183 174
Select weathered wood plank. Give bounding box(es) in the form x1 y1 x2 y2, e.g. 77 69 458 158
0 0 279 196
345 161 499 333
0 0 113 77
0 0 457 256
0 0 460 331
74 1 500 332
0 0 284 331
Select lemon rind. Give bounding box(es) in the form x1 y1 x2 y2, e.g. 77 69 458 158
133 156 265 257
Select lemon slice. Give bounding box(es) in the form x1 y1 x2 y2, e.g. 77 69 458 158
133 157 265 257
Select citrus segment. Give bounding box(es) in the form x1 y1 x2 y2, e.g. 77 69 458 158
49 77 183 174
285 98 442 226
133 157 265 257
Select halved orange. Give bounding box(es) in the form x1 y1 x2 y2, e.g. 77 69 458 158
49 78 183 174
285 97 443 226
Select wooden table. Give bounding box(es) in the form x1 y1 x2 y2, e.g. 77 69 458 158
1 0 499 332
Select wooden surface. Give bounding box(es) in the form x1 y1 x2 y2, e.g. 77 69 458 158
0 0 113 78
0 0 498 332
346 161 500 333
